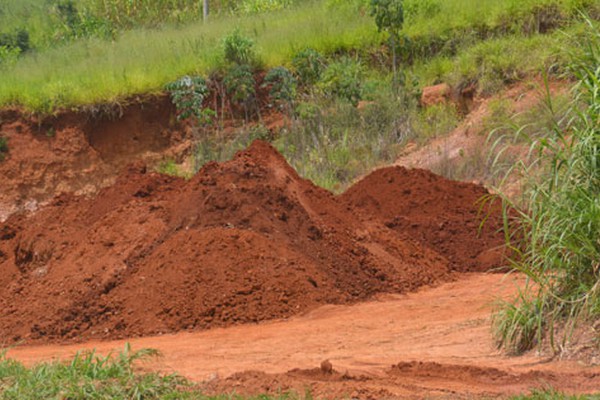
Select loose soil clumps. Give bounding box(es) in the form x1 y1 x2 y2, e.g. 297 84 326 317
340 166 506 272
0 141 502 344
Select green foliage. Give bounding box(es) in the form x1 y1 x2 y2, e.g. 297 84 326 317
236 0 294 14
0 28 30 53
223 29 255 66
224 64 256 104
53 0 115 41
194 124 270 170
0 344 193 399
224 64 257 121
292 48 326 87
492 19 600 354
318 57 364 106
156 159 188 177
263 66 297 112
0 45 20 67
165 75 214 125
369 0 404 35
0 344 298 399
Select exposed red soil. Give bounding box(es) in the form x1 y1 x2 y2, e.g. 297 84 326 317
0 140 504 345
340 167 506 272
0 98 192 222
8 274 600 399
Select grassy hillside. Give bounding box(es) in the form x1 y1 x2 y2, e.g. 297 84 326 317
0 0 597 112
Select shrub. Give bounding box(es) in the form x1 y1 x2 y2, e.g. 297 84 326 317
0 29 30 53
165 75 214 125
292 48 326 86
318 57 364 106
223 29 255 66
263 66 297 113
224 64 257 120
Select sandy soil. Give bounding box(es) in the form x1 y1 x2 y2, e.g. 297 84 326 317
7 273 600 399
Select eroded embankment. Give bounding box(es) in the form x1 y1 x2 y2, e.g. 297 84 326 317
0 98 189 222
0 141 505 344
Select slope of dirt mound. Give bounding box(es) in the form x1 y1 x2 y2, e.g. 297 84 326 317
340 167 505 272
0 141 451 344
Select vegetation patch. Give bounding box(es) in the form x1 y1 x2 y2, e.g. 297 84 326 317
492 19 600 355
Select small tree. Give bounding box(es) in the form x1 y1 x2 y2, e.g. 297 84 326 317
369 0 404 86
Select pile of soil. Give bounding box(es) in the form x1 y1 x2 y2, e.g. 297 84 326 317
340 167 506 272
0 141 503 344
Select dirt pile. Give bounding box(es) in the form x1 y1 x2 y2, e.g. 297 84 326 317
340 166 506 272
0 141 461 344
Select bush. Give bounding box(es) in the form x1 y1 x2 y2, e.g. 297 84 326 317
165 75 214 125
223 29 255 66
0 29 30 53
318 57 364 106
263 66 297 113
292 48 326 86
224 64 257 120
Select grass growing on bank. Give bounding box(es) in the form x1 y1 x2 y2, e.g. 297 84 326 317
0 1 379 112
492 19 600 355
0 345 292 400
1 0 598 112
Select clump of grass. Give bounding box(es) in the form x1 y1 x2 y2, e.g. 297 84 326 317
0 344 191 399
0 344 297 399
492 18 600 355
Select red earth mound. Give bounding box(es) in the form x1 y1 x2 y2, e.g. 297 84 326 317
340 167 506 272
0 141 465 344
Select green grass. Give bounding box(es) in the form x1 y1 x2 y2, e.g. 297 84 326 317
0 345 294 400
0 1 379 113
491 18 600 355
1 0 598 112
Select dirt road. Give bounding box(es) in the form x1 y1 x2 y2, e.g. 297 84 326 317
7 273 600 399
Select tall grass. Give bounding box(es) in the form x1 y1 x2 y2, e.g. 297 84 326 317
492 18 600 355
0 1 379 112
1 0 598 112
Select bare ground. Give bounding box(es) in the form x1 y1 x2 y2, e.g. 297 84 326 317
6 273 600 399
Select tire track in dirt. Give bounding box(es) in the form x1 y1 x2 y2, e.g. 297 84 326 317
7 273 600 399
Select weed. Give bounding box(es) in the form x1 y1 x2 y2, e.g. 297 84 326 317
292 48 326 87
223 29 256 66
165 75 214 125
318 57 364 107
263 66 297 114
224 64 257 121
492 19 600 354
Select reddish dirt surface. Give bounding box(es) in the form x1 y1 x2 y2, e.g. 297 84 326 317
8 273 600 399
0 98 191 222
0 140 506 344
340 167 506 272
